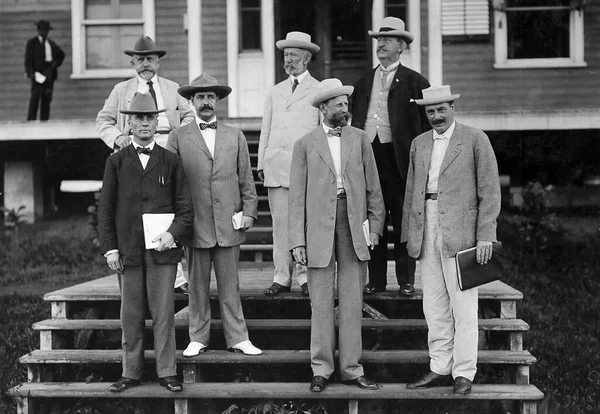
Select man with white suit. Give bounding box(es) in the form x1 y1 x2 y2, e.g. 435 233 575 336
289 79 385 392
258 31 321 297
402 86 501 394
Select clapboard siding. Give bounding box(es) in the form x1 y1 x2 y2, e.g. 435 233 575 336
201 0 229 118
155 0 188 86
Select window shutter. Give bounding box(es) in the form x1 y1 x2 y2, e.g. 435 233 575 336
442 0 490 36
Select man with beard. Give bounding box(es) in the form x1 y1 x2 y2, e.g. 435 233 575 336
350 17 430 297
258 31 321 298
288 78 385 392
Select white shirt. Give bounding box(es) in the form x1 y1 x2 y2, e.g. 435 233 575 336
136 75 170 131
197 115 217 158
322 123 344 191
132 140 156 169
379 59 400 85
38 35 52 63
427 121 456 193
289 70 309 90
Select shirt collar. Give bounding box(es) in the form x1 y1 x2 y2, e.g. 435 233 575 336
137 74 159 86
196 115 217 125
433 121 456 140
38 35 47 43
132 140 156 151
322 123 338 135
290 70 309 85
380 59 400 72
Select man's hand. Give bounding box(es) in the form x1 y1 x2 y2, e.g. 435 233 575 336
369 232 380 250
152 232 175 252
476 240 493 265
292 246 307 266
241 216 254 231
106 252 124 273
114 135 131 151
257 170 265 182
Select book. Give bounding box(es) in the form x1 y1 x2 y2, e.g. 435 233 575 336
362 219 372 247
455 242 503 291
232 211 243 230
142 213 175 249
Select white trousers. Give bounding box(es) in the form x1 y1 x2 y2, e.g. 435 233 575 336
419 199 478 380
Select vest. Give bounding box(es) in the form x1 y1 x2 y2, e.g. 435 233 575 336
364 69 393 144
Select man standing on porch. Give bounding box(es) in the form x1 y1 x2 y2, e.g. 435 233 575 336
349 17 430 297
257 31 321 297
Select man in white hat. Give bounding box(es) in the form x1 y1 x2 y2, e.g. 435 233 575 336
403 86 501 394
289 78 385 392
258 31 321 298
350 17 431 297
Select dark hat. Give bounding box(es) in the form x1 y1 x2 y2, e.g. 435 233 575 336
119 92 166 114
177 74 232 100
124 36 167 58
35 20 52 30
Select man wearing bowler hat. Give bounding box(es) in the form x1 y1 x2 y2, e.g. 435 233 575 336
167 74 262 357
258 31 321 298
98 92 194 393
289 78 385 392
25 20 65 121
350 17 430 297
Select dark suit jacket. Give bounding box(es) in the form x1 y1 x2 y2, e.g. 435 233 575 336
98 144 194 266
350 64 431 183
24 36 65 81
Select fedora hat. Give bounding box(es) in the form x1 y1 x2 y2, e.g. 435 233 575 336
178 73 232 100
35 20 52 30
119 92 166 114
124 36 167 57
414 85 461 106
309 78 354 107
368 17 414 44
276 31 320 54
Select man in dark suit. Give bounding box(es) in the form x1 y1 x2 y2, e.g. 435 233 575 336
24 20 65 120
349 17 430 296
98 92 194 393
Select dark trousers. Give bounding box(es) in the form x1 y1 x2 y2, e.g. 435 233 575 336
27 77 54 121
368 136 415 287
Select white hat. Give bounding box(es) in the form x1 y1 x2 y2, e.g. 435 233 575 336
368 17 414 44
414 85 461 106
309 78 354 107
276 31 321 54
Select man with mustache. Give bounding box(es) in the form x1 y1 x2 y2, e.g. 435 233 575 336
349 17 430 297
288 78 385 392
257 31 321 298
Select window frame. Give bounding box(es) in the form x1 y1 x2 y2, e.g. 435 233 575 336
71 0 156 79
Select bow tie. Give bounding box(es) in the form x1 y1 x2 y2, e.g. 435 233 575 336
326 127 342 137
199 122 217 130
136 146 152 155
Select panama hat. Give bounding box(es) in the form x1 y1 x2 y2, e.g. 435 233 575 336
124 36 167 57
309 78 354 107
368 17 414 44
35 20 52 30
177 73 232 100
276 31 320 54
119 92 166 114
414 85 461 106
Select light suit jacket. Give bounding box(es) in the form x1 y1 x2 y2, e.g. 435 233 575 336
257 73 320 188
401 122 501 258
96 76 195 149
166 121 258 248
288 125 385 268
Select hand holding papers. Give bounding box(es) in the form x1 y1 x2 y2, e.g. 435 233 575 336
362 220 376 250
232 211 243 230
142 213 177 250
34 71 46 84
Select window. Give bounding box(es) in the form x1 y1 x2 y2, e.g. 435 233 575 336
240 0 261 51
386 0 407 21
71 0 156 78
493 0 586 68
442 0 489 39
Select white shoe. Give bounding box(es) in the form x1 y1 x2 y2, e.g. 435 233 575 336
183 341 207 357
229 340 262 355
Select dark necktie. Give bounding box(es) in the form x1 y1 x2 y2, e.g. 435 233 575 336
327 127 342 137
147 80 158 108
292 79 299 93
136 146 152 156
200 122 217 130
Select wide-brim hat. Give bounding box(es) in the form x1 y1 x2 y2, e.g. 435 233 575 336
178 73 232 100
124 36 167 58
35 20 52 30
120 92 166 114
309 78 354 107
368 17 414 44
276 31 320 54
414 85 461 106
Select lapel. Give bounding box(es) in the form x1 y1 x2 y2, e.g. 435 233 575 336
363 68 376 102
213 124 227 159
144 144 162 174
389 63 405 93
286 73 313 108
420 131 434 172
439 123 463 175
314 129 337 178
124 77 138 107
157 77 174 109
340 127 353 178
126 145 144 174
277 79 293 105
186 123 213 159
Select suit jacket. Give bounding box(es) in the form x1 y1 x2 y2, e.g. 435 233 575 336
349 64 430 182
97 144 194 266
401 122 501 258
288 125 385 268
257 73 320 188
24 36 65 81
96 76 195 149
166 121 258 248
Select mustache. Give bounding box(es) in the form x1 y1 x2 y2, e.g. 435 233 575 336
200 104 213 111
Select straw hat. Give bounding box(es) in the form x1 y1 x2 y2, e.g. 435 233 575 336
276 31 320 54
368 17 414 44
309 78 354 107
414 85 461 106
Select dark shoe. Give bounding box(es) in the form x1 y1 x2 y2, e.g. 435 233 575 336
398 283 415 296
300 283 309 297
264 282 291 296
159 376 183 392
453 376 472 394
175 283 189 294
109 377 140 392
342 375 379 390
310 375 328 392
406 371 452 389
363 283 386 295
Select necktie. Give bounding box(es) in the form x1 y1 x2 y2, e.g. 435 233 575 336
147 80 158 108
380 68 390 87
200 122 217 130
292 79 299 93
327 127 342 137
136 146 152 155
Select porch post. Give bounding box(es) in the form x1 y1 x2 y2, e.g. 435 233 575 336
187 0 202 82
427 0 443 85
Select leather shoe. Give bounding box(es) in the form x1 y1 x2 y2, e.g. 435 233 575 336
229 340 262 355
300 283 309 297
363 283 385 294
108 377 140 392
183 341 207 357
310 375 328 392
159 376 183 392
264 282 291 296
398 283 415 296
342 375 379 390
406 371 452 389
453 376 472 394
